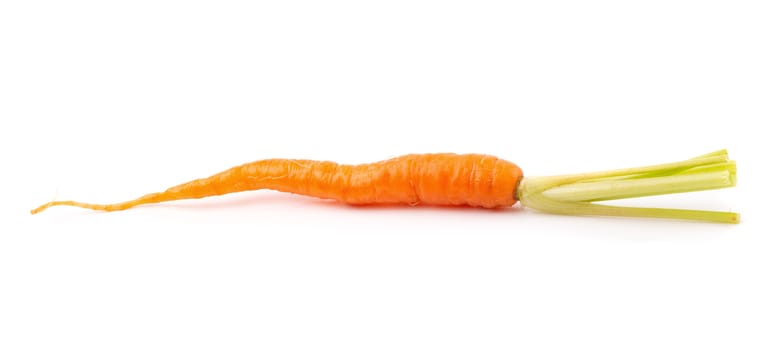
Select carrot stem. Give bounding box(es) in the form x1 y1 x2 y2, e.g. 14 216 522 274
517 149 739 224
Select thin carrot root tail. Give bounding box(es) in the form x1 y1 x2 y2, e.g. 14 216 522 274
31 165 246 215
30 193 168 215
517 149 740 224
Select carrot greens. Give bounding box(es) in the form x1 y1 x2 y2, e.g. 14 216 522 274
517 150 739 223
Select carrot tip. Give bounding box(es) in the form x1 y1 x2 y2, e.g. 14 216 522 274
31 201 69 215
31 203 50 215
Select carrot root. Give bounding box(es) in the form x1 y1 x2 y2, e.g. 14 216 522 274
30 193 170 214
30 154 523 214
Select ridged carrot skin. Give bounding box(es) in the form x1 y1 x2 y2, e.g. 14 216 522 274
30 154 524 214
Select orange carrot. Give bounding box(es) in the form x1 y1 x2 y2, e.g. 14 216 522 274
30 154 524 214
31 150 740 224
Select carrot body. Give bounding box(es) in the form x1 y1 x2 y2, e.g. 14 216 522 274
31 154 524 214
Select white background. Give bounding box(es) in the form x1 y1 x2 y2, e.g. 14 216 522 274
2 1 780 349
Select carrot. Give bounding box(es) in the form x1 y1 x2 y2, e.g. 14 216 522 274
30 154 524 213
31 150 740 223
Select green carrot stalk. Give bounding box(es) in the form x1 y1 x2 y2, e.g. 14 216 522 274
517 150 739 223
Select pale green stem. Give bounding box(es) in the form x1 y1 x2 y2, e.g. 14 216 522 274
518 149 739 224
542 170 734 202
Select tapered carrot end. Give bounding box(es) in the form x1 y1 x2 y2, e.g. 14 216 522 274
31 202 55 215
31 201 79 215
31 193 171 215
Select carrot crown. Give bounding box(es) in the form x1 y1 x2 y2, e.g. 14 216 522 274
517 149 739 224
